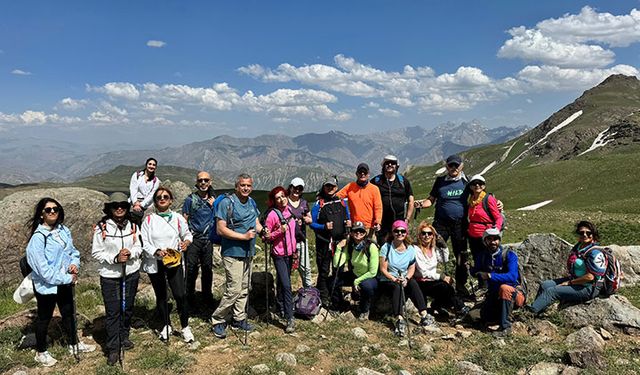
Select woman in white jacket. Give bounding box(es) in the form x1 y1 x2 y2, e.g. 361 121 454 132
91 192 143 366
129 158 161 224
141 187 194 343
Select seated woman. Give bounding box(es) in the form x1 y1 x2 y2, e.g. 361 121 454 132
332 221 379 321
527 221 607 315
379 220 436 337
413 221 469 319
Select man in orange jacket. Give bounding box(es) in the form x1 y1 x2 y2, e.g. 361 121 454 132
337 163 383 241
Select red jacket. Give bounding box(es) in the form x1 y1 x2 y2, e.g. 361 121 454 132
467 194 503 238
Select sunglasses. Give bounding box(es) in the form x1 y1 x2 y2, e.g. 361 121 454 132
293 185 304 191
155 194 171 201
447 163 460 169
421 231 433 236
43 207 60 214
353 229 367 235
357 170 368 175
577 230 593 237
470 181 485 187
384 161 397 166
112 203 129 210
197 178 210 183
393 229 407 235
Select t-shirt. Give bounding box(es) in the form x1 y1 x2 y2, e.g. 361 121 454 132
430 176 467 222
378 242 417 279
215 194 259 258
182 193 215 235
288 198 309 241
371 174 413 233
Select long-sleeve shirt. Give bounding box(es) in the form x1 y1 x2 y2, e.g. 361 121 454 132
26 224 80 295
310 196 351 242
467 193 503 238
91 219 143 278
470 246 519 294
333 241 379 287
414 245 449 281
265 207 297 257
337 182 382 229
141 211 193 274
128 171 161 210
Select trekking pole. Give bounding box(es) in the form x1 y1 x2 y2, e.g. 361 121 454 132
120 262 126 370
71 282 80 362
398 270 412 350
264 242 271 325
164 262 171 345
326 239 344 317
243 231 254 347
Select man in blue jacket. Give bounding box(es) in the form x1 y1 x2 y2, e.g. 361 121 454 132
471 228 524 337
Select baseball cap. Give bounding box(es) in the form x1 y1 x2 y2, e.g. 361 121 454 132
356 163 370 173
446 154 463 166
290 177 305 188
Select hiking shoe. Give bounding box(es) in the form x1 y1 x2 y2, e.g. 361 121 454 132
212 323 227 339
182 326 195 343
456 306 470 319
285 319 295 334
394 319 407 337
358 311 369 321
68 341 96 355
35 351 57 367
492 327 512 338
107 352 119 366
420 314 436 327
159 325 173 341
231 319 254 332
122 338 134 350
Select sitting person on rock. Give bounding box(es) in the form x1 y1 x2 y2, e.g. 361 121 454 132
526 221 606 315
471 228 524 337
332 221 379 321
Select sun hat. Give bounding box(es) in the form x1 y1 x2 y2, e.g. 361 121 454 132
469 174 486 184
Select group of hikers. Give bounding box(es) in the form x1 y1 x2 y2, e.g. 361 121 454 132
21 155 613 368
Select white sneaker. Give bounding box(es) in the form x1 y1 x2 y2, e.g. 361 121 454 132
68 341 97 355
159 325 173 341
35 351 57 367
182 326 195 343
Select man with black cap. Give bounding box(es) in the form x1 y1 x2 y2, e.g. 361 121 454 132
337 163 383 242
371 155 414 243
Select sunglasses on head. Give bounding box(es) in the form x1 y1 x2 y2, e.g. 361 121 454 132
43 207 60 214
577 230 593 237
197 178 210 183
393 229 407 234
155 194 171 201
421 231 433 236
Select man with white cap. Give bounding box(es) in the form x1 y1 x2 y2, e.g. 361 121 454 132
371 155 414 243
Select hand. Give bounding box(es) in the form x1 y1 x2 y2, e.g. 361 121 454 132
373 223 381 232
443 275 452 284
117 248 131 263
560 280 571 286
245 229 257 240
68 264 78 274
155 249 167 257
132 202 142 212
281 224 287 233
303 216 312 225
497 200 504 211
179 241 190 251
337 239 347 248
71 273 78 284
345 220 352 228
353 284 360 292
326 221 334 230
208 197 215 205
402 278 408 287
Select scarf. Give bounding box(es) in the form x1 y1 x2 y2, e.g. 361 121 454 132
469 191 487 207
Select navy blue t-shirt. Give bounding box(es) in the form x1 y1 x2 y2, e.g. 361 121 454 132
429 176 467 222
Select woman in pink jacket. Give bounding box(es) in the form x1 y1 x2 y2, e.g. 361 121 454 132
265 186 297 334
466 174 503 267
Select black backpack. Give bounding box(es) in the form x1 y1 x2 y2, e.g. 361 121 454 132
317 198 348 240
20 232 47 277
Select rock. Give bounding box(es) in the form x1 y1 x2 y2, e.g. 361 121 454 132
565 326 605 350
456 330 472 338
161 180 191 211
375 353 390 363
455 361 489 375
599 327 613 340
560 367 580 375
371 343 381 350
615 358 630 366
540 348 562 358
441 334 456 340
12 371 27 375
566 348 605 369
356 368 385 375
275 352 297 367
398 370 412 375
397 339 408 347
352 327 368 340
360 345 369 354
318 349 326 355
295 344 311 353
561 295 640 333
251 364 270 374
312 309 335 324
606 245 640 286
0 187 108 283
249 331 262 338
277 372 286 375
420 343 434 355
493 338 506 347
422 325 443 335
529 320 559 337
188 340 201 350
511 321 528 335
340 311 357 322
565 326 606 368
526 362 565 375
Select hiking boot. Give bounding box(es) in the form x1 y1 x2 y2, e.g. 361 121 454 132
212 323 227 339
285 319 295 334
420 314 436 327
456 306 470 319
492 327 512 338
34 351 57 367
107 352 119 366
68 341 96 355
182 326 195 343
159 325 173 341
394 319 407 337
231 319 254 332
122 338 134 350
358 311 369 321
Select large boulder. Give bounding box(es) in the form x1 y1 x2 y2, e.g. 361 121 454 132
162 180 191 211
0 187 107 283
560 294 640 333
606 245 640 286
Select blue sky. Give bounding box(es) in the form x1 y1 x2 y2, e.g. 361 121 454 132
1 1 639 145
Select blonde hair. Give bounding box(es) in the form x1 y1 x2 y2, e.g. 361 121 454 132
415 221 438 255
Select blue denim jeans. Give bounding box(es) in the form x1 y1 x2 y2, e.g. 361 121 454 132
272 255 294 320
530 277 595 314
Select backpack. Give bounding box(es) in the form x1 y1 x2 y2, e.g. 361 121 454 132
20 232 47 277
585 246 622 296
502 248 528 300
293 287 322 319
187 192 215 235
317 198 348 240
209 193 258 245
373 174 405 189
482 193 507 231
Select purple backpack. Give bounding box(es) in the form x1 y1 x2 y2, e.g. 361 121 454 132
294 287 322 318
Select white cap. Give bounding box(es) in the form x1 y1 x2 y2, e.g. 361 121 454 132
290 177 305 187
482 227 502 243
381 154 399 167
469 174 486 184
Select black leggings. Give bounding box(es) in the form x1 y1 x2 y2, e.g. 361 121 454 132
315 238 333 302
417 279 466 312
380 278 427 317
149 261 189 328
35 284 77 352
433 220 468 290
100 271 140 354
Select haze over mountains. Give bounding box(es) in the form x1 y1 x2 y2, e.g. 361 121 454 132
0 121 526 190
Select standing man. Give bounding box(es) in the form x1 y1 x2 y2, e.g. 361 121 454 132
211 174 266 339
416 154 470 296
371 155 415 243
337 163 383 241
182 171 215 307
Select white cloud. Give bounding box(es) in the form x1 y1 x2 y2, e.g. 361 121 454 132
515 64 639 91
378 108 401 117
363 101 380 108
11 69 32 76
498 27 615 68
100 101 128 116
88 111 129 124
141 117 175 126
139 102 178 115
146 40 166 48
0 110 82 126
90 82 140 100
526 98 533 104
537 6 640 48
57 97 88 111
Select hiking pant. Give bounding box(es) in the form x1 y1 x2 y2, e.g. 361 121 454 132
416 279 466 312
34 284 76 352
100 271 139 354
467 236 489 289
433 219 468 292
480 285 525 329
381 279 428 317
331 270 378 314
296 240 313 288
530 277 595 314
272 255 294 320
211 256 251 324
315 237 333 304
185 234 214 301
149 261 189 328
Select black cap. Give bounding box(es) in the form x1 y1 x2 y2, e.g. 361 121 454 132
356 163 369 173
446 154 463 165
